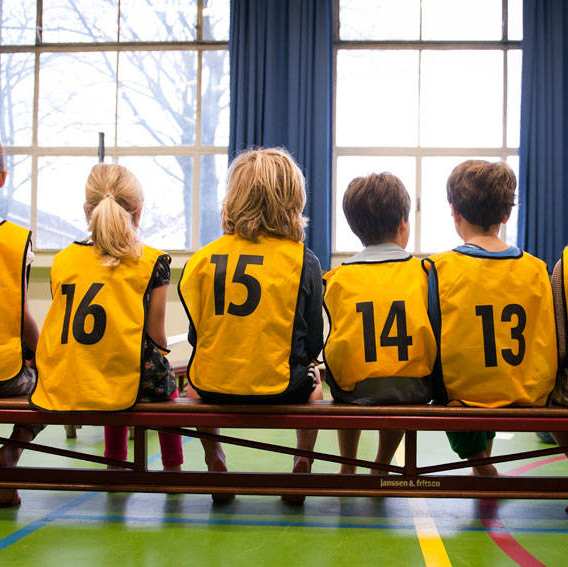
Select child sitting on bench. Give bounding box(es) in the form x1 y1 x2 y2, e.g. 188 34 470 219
178 147 323 503
31 164 183 473
425 160 557 476
324 172 436 474
0 142 44 507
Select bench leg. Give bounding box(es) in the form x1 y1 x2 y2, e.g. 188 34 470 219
404 431 417 477
64 425 82 439
134 427 148 472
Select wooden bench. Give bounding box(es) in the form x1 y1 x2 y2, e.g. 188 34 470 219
0 397 567 500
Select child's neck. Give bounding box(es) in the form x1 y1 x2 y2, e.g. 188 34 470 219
462 230 509 253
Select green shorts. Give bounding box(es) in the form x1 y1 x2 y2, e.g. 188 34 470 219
446 431 496 459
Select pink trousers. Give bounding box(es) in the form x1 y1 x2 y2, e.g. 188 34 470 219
104 391 184 469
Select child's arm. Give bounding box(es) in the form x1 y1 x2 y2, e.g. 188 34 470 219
551 259 566 367
304 251 324 361
22 257 39 361
22 302 39 355
147 284 168 350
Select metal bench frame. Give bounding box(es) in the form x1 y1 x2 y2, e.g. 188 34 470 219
0 398 567 500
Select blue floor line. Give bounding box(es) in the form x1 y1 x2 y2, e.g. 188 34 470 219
0 436 191 551
0 492 98 550
57 512 568 535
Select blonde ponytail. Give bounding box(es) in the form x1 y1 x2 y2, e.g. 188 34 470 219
84 164 143 267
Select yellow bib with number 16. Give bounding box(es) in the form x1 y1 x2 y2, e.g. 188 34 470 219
32 242 164 411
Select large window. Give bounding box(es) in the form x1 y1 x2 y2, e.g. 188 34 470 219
335 0 522 254
0 0 229 251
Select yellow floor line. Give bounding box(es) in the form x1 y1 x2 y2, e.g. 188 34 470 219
394 443 452 567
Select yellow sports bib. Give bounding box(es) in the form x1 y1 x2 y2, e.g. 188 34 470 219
324 257 436 391
0 221 31 381
32 243 164 411
430 249 557 408
178 234 304 396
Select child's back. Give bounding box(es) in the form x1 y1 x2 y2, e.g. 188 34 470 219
0 220 31 382
180 232 316 399
32 240 164 411
428 245 556 407
324 255 435 404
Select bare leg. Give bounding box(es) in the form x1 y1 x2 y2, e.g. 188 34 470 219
551 432 568 513
552 431 568 455
283 369 323 505
372 430 405 476
0 425 36 506
338 430 362 474
185 384 227 472
185 383 232 503
470 440 498 477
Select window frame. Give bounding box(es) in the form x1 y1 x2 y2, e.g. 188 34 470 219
332 0 523 258
0 0 229 257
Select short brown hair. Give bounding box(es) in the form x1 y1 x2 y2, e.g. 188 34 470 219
446 160 516 231
222 147 307 242
343 172 410 246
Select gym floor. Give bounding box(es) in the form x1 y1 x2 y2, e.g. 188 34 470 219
0 424 566 566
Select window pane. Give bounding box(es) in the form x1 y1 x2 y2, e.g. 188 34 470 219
201 51 230 145
203 0 230 41
505 155 519 246
120 156 193 250
39 52 117 146
507 50 522 148
421 156 495 253
117 51 197 146
119 0 197 42
37 157 92 249
0 155 32 227
337 51 419 147
1 53 35 146
422 0 502 40
335 156 416 253
200 154 227 246
508 0 523 40
420 51 503 147
42 0 118 42
339 0 420 40
0 0 36 45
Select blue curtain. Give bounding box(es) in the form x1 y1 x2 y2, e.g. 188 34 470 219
229 0 333 269
519 0 568 269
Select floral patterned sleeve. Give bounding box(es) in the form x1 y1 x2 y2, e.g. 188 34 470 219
150 254 171 289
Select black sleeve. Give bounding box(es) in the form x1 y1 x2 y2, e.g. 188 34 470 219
302 248 324 361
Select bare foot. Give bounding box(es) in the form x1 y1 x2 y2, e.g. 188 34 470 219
206 452 234 504
339 464 356 475
0 490 20 508
472 464 499 477
164 465 182 473
370 465 389 477
0 445 22 508
282 457 312 505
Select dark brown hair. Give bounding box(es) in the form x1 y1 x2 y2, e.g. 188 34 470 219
343 172 410 246
446 160 516 231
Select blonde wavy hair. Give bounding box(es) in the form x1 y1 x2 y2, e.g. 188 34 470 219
222 148 307 242
84 163 143 267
